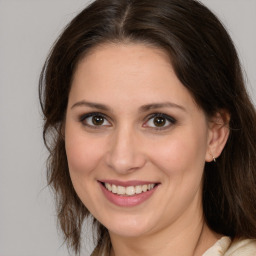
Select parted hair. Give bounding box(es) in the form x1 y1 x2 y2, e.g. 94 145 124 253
39 0 256 254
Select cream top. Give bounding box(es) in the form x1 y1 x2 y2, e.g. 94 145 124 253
203 236 256 256
91 236 256 256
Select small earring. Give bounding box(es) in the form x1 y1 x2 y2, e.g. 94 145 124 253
210 153 216 162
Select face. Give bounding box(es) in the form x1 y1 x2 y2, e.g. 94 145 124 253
65 43 212 239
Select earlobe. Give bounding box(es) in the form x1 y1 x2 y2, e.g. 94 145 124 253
209 152 216 162
205 111 230 162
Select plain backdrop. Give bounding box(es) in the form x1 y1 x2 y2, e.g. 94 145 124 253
0 1 255 255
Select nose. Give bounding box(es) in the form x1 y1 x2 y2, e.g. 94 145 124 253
105 126 146 174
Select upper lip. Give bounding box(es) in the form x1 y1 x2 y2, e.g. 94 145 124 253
99 179 159 187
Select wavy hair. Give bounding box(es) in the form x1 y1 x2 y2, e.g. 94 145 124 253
39 0 256 254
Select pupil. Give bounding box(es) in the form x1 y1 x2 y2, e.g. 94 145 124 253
92 116 104 125
153 117 166 127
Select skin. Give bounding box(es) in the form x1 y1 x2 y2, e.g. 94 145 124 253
65 43 229 256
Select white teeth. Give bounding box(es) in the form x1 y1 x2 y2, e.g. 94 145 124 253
104 183 156 196
135 185 142 194
142 185 148 192
117 186 126 195
106 183 111 191
126 186 135 196
112 184 117 194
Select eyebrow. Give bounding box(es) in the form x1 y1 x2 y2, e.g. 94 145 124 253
71 100 186 112
71 100 110 111
139 102 186 112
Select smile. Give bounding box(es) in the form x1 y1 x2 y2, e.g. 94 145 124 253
99 181 159 207
104 183 156 196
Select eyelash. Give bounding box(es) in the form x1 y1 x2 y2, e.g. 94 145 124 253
79 112 177 130
79 112 111 129
143 113 177 130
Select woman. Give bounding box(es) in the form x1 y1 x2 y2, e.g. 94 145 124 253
39 0 256 255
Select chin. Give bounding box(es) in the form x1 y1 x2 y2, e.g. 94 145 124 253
102 214 155 238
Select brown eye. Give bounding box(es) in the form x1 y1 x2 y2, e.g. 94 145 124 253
92 115 104 125
143 113 176 129
80 113 111 127
153 116 166 127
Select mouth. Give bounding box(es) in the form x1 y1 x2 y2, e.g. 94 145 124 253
98 180 160 207
102 182 158 196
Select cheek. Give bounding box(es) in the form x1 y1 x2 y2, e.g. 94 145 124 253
65 127 103 178
64 126 107 207
64 129 107 215
150 128 208 176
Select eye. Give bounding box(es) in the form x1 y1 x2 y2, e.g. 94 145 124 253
80 113 111 128
143 113 176 129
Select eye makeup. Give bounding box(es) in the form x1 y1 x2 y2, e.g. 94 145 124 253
78 111 177 132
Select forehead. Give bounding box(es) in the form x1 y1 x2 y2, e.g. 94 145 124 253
74 42 172 82
69 43 197 112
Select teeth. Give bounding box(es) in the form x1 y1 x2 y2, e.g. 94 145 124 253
117 186 126 195
112 184 117 194
106 183 111 191
126 186 135 196
135 185 142 194
104 183 156 196
142 184 148 192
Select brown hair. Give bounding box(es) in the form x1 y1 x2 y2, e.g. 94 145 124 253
39 0 256 254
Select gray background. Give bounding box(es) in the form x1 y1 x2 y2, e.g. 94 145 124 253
0 0 255 255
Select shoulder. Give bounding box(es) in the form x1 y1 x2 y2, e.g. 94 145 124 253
225 238 256 256
203 237 256 256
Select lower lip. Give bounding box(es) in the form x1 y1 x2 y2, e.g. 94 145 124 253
100 183 158 207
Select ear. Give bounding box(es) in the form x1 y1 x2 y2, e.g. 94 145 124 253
205 110 230 162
